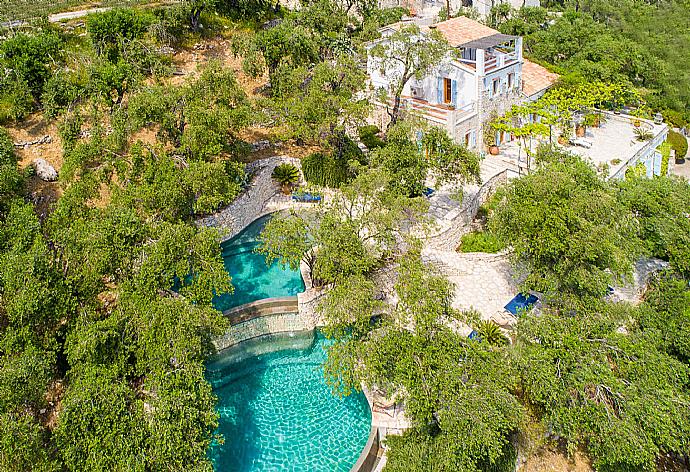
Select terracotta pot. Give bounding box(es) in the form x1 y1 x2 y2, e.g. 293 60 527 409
558 136 568 145
575 125 585 137
633 119 641 127
593 116 601 127
489 145 499 155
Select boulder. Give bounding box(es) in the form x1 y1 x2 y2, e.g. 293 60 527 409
32 158 58 182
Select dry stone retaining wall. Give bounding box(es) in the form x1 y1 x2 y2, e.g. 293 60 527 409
196 155 303 241
427 170 508 251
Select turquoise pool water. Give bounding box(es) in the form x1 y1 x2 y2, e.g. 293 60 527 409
206 331 372 472
214 214 306 311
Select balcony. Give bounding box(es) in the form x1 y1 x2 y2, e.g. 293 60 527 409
403 96 477 129
484 51 519 73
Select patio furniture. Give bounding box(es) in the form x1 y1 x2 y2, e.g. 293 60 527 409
570 137 593 149
291 192 322 203
371 390 398 418
422 187 435 197
504 293 539 316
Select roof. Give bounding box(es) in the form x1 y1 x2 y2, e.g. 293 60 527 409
522 59 560 97
427 17 502 48
458 33 518 49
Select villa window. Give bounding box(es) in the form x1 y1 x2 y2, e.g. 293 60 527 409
508 73 514 90
492 78 500 96
464 130 476 148
443 78 452 104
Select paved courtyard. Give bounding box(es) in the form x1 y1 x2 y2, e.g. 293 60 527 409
423 248 520 326
672 158 690 180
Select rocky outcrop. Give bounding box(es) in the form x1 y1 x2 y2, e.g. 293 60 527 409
14 135 52 148
32 158 58 182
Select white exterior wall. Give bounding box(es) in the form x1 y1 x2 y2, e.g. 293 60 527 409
366 29 530 150
367 46 478 110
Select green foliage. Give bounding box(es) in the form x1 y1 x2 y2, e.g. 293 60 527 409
259 168 427 286
54 366 149 471
0 75 33 123
0 127 16 168
128 61 250 161
497 3 690 119
0 414 58 472
358 125 385 149
270 57 368 147
87 8 154 62
370 7 408 26
491 149 637 302
0 31 63 98
642 272 690 363
271 163 300 186
517 303 690 472
616 175 690 276
633 127 654 142
41 70 88 119
369 24 450 127
459 231 504 253
372 122 479 197
302 151 353 188
474 320 509 347
668 129 688 159
323 251 522 470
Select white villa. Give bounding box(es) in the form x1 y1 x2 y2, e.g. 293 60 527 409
367 16 558 151
366 16 671 180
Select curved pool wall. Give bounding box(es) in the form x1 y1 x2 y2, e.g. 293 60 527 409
206 330 372 472
213 214 306 311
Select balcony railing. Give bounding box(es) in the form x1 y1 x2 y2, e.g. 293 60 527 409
484 52 519 73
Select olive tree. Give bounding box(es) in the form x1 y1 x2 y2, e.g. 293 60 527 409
368 24 450 128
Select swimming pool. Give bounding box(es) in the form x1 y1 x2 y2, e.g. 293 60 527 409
206 331 372 471
213 214 306 311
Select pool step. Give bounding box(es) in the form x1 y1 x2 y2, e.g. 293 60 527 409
221 241 259 258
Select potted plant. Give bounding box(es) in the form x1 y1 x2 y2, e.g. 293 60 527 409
583 112 599 130
484 120 499 155
272 163 300 194
557 123 572 145
575 122 586 137
633 127 653 142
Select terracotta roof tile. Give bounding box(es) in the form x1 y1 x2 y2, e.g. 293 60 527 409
522 59 559 97
426 17 501 48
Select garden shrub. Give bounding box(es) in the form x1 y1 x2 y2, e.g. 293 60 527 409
87 8 154 62
459 231 504 253
0 78 33 124
41 70 88 119
302 152 352 188
0 128 16 167
658 141 671 175
0 31 63 97
358 125 385 150
303 137 364 188
668 130 687 159
302 153 347 188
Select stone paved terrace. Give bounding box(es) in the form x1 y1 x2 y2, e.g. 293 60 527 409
496 112 668 179
423 249 520 326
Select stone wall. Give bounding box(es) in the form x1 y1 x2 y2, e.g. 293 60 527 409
427 169 508 251
196 156 303 241
213 311 315 351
